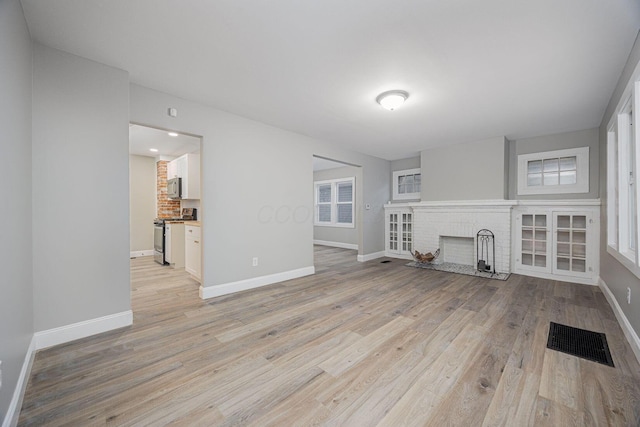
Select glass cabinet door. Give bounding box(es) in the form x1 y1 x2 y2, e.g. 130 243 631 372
388 213 399 252
553 213 589 276
402 213 412 253
520 213 549 270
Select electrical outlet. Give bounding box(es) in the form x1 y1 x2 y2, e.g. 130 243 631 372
627 287 631 305
252 257 258 267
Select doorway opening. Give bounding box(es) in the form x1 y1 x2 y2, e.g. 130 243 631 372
129 123 203 310
312 155 363 271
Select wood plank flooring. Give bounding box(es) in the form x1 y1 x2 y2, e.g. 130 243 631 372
18 246 640 426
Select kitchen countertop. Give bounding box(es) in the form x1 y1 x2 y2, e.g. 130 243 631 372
184 221 201 226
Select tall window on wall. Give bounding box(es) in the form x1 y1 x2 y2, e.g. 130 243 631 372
393 168 421 200
608 91 638 270
314 177 355 227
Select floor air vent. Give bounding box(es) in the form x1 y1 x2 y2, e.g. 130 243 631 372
546 322 614 367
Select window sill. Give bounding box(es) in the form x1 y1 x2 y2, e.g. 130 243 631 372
607 245 640 280
314 223 355 229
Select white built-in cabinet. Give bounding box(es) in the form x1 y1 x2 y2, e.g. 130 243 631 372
513 204 599 284
185 224 201 282
168 153 201 199
384 206 413 258
165 222 185 268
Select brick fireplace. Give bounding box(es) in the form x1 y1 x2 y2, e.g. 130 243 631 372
411 201 515 273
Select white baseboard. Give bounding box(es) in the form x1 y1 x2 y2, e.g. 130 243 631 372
357 251 386 262
34 310 133 350
313 240 359 251
2 336 36 427
599 278 640 364
130 250 154 258
199 266 315 299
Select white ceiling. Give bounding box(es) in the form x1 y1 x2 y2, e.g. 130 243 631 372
21 0 640 160
129 124 200 158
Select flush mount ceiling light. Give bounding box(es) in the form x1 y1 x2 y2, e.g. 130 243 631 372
149 148 159 152
168 132 178 137
376 90 409 111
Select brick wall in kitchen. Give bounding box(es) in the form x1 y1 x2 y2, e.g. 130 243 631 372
157 160 180 218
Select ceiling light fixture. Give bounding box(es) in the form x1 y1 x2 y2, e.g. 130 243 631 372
149 148 159 152
376 90 409 111
168 132 178 137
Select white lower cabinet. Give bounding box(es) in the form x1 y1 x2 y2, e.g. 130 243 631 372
384 206 413 258
165 222 185 268
185 224 201 282
514 206 599 284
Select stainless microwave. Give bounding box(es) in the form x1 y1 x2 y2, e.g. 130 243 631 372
167 177 182 199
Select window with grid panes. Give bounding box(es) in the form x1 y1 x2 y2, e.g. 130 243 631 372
517 147 589 195
314 177 355 227
393 168 421 200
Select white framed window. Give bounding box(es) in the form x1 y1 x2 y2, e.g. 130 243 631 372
314 177 355 227
517 147 589 195
393 168 421 200
607 68 640 279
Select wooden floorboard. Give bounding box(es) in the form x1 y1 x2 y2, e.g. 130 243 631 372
18 246 640 426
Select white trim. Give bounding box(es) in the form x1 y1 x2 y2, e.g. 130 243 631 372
517 147 590 195
392 168 422 201
599 278 640 365
357 251 386 262
516 199 601 207
130 250 154 258
3 336 36 427
384 252 413 260
409 200 518 209
391 199 600 209
515 268 599 286
34 310 133 350
313 240 359 250
199 266 315 299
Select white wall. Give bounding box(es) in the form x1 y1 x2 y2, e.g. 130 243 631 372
508 128 599 200
0 0 33 421
600 32 640 340
313 166 361 247
421 137 508 201
129 84 390 292
129 155 156 253
32 45 131 331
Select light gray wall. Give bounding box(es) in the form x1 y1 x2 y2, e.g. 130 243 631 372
313 166 361 247
0 0 33 421
390 156 420 172
600 32 640 339
130 155 156 252
32 45 131 331
508 128 600 200
420 137 508 201
130 84 390 290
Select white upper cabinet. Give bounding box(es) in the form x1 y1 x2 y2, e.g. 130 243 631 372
168 153 200 199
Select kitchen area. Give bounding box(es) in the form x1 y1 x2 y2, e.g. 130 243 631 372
130 124 202 283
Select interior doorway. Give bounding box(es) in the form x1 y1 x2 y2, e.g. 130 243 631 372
312 155 363 270
128 123 203 310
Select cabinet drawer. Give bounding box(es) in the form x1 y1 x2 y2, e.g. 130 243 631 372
185 225 201 239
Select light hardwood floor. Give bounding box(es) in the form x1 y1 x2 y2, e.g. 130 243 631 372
18 246 640 426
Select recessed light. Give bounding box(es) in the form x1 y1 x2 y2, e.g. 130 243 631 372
376 90 409 111
168 132 178 137
149 148 159 152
